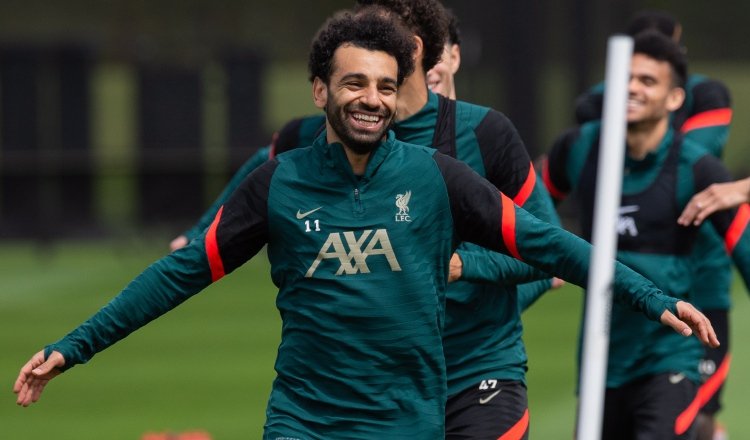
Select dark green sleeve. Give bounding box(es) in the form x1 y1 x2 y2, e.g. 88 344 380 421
456 246 550 285
574 82 605 124
683 125 729 158
457 173 560 295
45 239 214 370
182 146 271 240
517 279 553 311
435 151 678 321
511 205 678 320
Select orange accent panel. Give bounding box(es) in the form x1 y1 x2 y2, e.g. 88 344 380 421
206 206 226 282
513 164 536 207
497 408 530 440
542 158 566 201
501 193 522 261
268 131 280 159
725 204 750 254
674 354 732 435
680 108 732 133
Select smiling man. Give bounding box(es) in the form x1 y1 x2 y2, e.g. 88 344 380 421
15 10 720 440
542 30 750 439
312 46 398 167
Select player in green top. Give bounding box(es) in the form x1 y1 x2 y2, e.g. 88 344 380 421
573 11 735 439
172 3 561 436
15 8 718 440
543 30 747 439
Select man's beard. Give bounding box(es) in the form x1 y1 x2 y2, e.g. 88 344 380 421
326 101 393 155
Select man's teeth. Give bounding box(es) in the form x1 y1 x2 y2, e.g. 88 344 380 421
353 113 380 122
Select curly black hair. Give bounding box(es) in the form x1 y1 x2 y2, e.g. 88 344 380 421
355 0 449 72
633 29 687 88
446 8 461 46
308 7 417 86
626 10 680 41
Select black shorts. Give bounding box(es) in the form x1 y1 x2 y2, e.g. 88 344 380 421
445 379 529 440
602 373 699 440
697 308 730 415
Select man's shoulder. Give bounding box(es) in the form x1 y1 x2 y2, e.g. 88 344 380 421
391 137 438 157
685 74 732 105
555 120 600 150
678 134 716 164
274 114 326 155
579 119 602 138
454 99 493 124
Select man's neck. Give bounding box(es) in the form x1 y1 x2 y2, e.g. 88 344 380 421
343 148 371 176
395 70 429 121
626 117 670 160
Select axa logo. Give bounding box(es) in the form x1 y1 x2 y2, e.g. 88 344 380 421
395 190 412 222
305 229 402 277
617 205 639 237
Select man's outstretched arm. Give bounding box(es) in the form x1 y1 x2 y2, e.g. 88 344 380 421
433 151 719 348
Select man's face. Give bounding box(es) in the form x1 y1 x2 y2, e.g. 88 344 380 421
427 42 460 99
626 53 684 126
313 44 398 154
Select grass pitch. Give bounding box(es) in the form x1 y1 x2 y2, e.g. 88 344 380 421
1 240 748 439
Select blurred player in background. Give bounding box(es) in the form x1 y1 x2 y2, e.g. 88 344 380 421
426 7 460 99
542 30 748 439
574 11 734 439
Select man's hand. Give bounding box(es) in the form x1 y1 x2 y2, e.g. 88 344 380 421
678 179 750 226
13 350 65 407
170 235 189 251
659 301 720 348
448 253 462 282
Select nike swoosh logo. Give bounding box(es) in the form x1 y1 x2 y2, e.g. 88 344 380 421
669 373 685 384
296 207 323 220
479 389 501 405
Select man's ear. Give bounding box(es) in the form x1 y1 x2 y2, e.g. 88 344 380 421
450 44 461 74
312 77 328 110
666 86 686 112
412 35 424 72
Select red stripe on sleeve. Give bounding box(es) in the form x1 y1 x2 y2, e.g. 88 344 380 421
497 408 529 440
206 206 226 282
674 354 731 435
541 158 566 201
512 164 536 207
501 193 522 261
680 108 732 133
725 204 750 254
268 131 280 159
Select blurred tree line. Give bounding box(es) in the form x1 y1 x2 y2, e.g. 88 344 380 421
0 0 748 238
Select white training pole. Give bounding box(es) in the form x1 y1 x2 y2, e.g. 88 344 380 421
576 34 633 440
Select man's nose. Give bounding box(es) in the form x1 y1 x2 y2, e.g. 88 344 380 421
360 86 380 107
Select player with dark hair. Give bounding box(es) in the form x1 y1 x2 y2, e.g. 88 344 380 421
542 30 748 439
573 10 734 439
173 1 561 436
15 6 720 440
